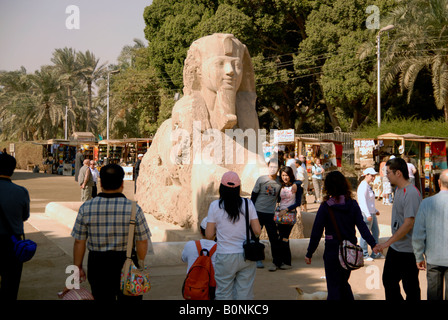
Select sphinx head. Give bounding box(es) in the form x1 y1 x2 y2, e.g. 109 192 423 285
183 34 254 131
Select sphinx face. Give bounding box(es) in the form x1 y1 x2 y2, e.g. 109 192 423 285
201 55 243 131
201 55 243 93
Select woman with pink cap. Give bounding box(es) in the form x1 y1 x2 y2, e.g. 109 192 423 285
205 171 262 300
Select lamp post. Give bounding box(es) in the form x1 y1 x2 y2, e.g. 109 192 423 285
106 69 120 159
65 105 68 140
377 24 395 128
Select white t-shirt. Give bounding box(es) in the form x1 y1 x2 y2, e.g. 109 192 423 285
181 239 217 273
286 159 297 179
296 166 309 189
206 198 258 254
407 163 416 178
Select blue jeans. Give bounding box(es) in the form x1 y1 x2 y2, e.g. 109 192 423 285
360 214 379 258
214 253 256 300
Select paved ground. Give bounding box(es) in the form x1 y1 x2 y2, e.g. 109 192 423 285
9 170 428 300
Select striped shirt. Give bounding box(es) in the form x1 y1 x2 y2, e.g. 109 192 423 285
71 193 151 252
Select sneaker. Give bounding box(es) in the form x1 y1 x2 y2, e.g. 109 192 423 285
256 261 264 269
364 257 374 262
268 264 278 272
279 263 292 270
372 253 385 259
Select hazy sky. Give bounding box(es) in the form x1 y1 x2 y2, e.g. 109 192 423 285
0 0 152 72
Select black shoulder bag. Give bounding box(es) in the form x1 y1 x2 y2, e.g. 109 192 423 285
242 198 265 261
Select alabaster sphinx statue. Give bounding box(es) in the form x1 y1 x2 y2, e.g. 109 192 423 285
135 33 268 231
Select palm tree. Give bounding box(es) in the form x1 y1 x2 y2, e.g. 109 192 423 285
76 50 106 132
381 0 448 121
0 68 35 140
51 47 80 133
27 66 66 139
117 38 147 70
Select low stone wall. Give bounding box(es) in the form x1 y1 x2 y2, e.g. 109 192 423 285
45 202 325 266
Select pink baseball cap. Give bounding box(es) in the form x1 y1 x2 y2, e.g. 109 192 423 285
221 171 241 188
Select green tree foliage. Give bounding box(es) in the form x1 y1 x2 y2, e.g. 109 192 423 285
356 117 448 139
381 0 448 121
95 39 169 139
76 50 106 132
296 0 398 131
1 48 103 141
143 0 326 132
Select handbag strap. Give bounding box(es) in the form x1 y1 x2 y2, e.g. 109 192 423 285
126 201 137 259
244 198 257 241
245 198 250 241
327 205 343 243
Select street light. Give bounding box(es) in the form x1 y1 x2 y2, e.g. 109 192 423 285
65 105 68 140
377 24 395 128
106 69 120 159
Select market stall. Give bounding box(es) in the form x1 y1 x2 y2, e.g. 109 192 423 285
268 129 342 173
41 139 77 175
98 137 152 180
353 138 378 172
377 133 448 197
69 132 98 161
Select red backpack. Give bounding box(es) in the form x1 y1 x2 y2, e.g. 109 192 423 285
182 240 217 300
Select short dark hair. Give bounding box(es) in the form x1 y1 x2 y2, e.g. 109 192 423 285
99 164 124 190
267 158 280 167
386 157 409 180
0 153 16 176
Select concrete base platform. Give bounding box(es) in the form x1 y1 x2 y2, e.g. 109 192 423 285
43 201 391 267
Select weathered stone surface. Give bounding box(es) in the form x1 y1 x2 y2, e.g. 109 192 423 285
136 34 267 230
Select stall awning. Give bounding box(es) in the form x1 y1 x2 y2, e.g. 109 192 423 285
70 132 97 143
378 132 448 143
98 138 153 145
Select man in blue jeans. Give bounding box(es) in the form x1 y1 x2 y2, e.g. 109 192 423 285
357 168 383 260
377 157 422 300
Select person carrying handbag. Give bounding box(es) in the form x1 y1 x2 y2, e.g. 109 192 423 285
269 166 303 271
71 164 152 301
305 171 380 300
0 153 31 300
205 171 261 300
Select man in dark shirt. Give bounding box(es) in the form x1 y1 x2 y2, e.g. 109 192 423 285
134 153 143 193
0 153 31 300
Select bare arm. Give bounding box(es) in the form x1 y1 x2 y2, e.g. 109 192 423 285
73 239 87 282
205 222 216 240
136 239 148 261
380 217 415 250
250 218 262 237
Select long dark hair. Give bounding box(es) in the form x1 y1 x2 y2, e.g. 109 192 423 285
323 171 353 201
279 166 296 187
219 184 243 223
